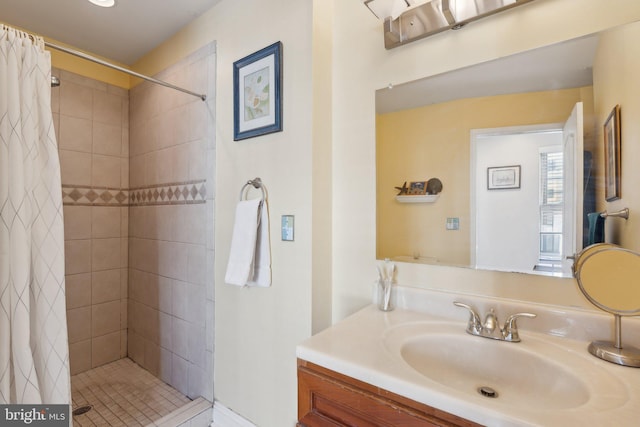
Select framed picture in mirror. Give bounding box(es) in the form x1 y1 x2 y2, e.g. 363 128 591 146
604 105 621 202
408 181 427 195
487 165 521 190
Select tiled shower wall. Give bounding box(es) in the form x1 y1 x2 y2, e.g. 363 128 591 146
52 68 130 375
53 44 215 402
128 43 215 401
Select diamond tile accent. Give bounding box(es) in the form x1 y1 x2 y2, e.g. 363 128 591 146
84 190 99 202
62 180 207 207
62 186 130 206
99 191 113 202
115 191 127 203
68 189 83 201
130 180 207 206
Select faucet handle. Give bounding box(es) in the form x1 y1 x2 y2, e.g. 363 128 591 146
453 301 482 333
503 312 537 342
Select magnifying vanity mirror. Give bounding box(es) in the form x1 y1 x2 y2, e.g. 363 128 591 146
574 244 640 367
376 19 640 278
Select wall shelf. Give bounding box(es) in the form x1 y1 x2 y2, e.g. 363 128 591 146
395 195 439 203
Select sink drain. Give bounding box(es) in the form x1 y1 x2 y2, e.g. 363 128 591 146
477 386 498 398
72 405 92 416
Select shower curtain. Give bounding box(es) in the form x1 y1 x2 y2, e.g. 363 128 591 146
0 25 71 404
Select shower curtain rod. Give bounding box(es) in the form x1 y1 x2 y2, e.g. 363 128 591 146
44 41 207 101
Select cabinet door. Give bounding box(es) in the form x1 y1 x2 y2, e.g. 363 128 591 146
298 360 479 427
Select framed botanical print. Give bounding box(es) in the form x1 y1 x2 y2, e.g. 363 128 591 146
233 42 283 141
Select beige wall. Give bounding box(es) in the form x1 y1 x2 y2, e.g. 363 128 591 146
54 69 129 375
376 87 594 265
593 21 640 251
133 1 315 425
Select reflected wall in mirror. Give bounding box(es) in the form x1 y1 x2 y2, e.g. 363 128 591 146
376 20 640 278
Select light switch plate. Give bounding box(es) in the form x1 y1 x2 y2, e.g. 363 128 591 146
281 215 294 241
446 217 459 230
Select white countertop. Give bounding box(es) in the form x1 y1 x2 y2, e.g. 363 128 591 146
296 286 640 426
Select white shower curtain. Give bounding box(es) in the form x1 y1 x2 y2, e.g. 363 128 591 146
0 25 71 404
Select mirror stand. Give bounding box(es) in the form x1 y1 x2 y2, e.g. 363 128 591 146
574 244 640 368
588 314 640 367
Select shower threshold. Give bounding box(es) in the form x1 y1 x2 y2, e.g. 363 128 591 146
71 358 210 426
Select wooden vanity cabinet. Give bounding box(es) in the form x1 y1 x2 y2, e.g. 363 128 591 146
297 359 481 427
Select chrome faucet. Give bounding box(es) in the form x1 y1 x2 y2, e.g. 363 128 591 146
453 301 536 342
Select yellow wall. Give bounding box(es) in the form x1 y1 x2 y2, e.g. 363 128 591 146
593 22 640 251
0 22 130 88
376 87 594 265
48 38 130 89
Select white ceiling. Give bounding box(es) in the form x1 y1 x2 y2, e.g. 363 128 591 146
376 33 599 114
0 0 221 65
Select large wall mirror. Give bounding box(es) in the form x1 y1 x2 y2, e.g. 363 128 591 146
376 20 640 278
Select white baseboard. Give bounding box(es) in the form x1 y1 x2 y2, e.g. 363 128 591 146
211 402 256 427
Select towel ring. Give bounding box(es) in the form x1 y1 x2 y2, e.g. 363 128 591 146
239 177 267 201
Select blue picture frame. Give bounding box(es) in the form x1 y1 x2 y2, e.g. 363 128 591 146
233 42 283 140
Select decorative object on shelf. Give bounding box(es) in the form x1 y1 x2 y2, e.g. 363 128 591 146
604 104 621 201
487 165 521 190
394 181 408 195
408 181 427 195
394 177 443 203
233 42 283 141
426 177 443 195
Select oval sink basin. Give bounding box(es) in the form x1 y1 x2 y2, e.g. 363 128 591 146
384 322 627 412
401 334 588 410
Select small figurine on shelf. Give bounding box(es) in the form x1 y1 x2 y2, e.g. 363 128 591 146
426 177 443 195
394 181 408 195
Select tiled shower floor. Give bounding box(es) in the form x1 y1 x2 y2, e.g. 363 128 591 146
71 358 192 426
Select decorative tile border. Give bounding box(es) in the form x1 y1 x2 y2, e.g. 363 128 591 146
62 185 128 206
129 180 207 206
62 180 206 206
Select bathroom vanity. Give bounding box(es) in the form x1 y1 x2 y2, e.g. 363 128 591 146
298 359 479 426
296 286 640 426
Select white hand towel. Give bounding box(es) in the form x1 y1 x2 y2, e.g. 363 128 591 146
247 200 271 287
225 198 272 287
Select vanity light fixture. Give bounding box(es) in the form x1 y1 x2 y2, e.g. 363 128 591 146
364 0 537 49
88 0 115 7
365 0 411 20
